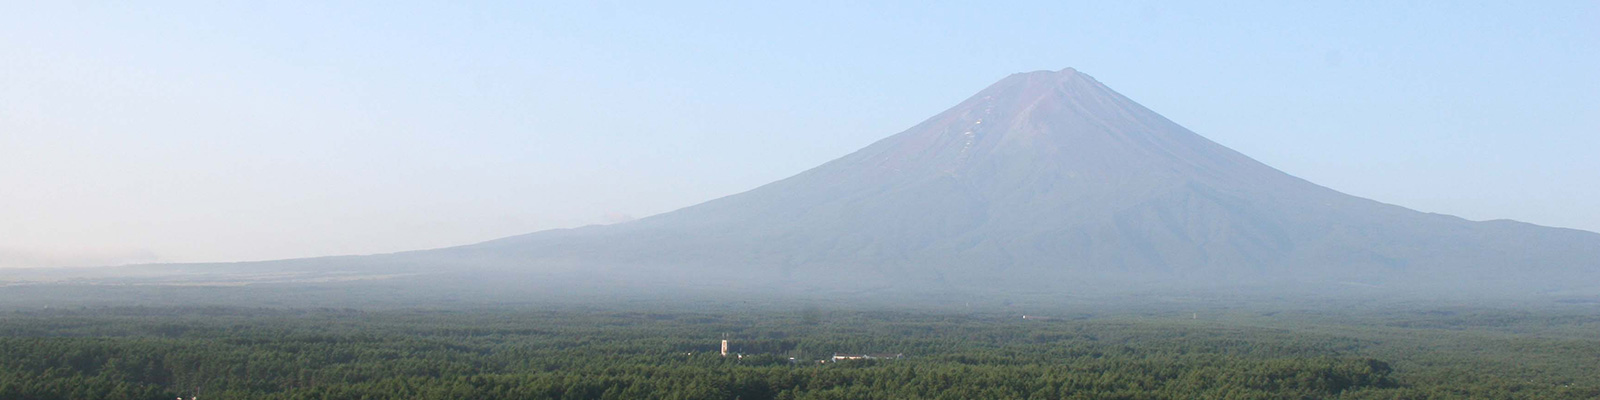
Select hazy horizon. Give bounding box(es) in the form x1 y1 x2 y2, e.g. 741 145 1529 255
4 2 1596 269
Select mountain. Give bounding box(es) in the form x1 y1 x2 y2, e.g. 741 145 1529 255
419 67 1593 293
38 68 1600 295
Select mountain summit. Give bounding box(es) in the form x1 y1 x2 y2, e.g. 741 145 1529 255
442 68 1600 293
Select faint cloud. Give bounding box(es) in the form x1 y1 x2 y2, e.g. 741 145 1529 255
601 212 637 225
1140 3 1162 22
0 247 161 269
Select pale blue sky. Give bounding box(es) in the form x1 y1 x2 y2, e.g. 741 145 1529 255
2 1 1596 267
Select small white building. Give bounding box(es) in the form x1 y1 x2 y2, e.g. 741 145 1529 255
831 353 903 361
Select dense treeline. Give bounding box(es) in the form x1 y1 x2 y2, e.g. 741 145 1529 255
0 306 1596 399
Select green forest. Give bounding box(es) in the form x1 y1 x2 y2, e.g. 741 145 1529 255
1 304 1597 399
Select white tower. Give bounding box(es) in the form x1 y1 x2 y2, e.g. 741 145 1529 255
721 339 729 356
